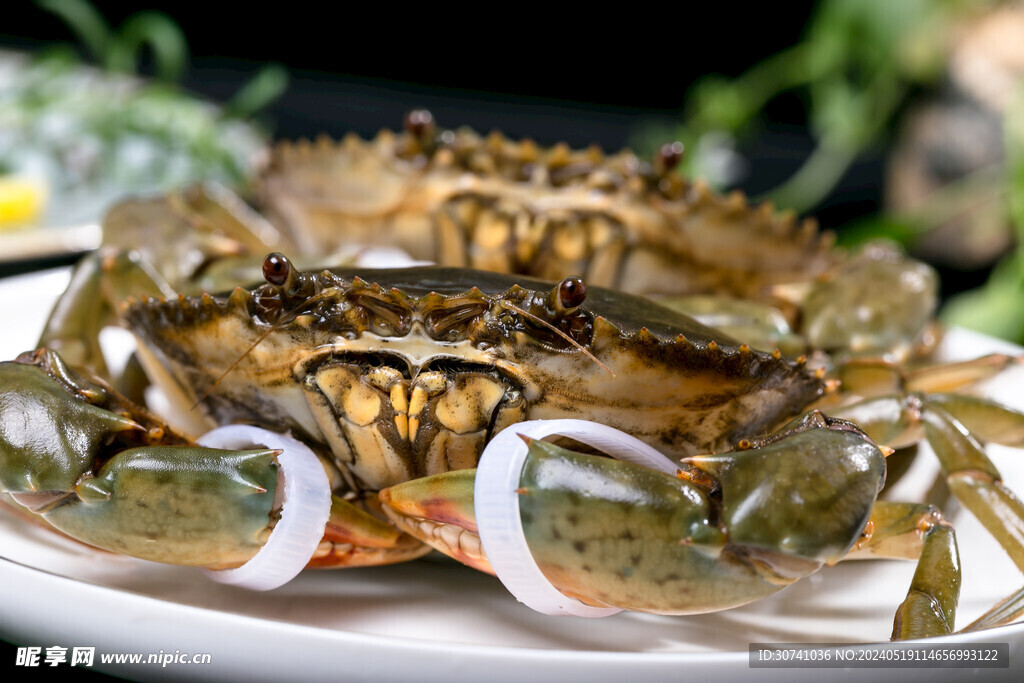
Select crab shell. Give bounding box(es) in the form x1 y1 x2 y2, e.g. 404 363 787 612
256 124 836 298
122 265 825 492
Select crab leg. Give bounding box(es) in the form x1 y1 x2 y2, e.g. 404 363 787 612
923 403 1024 570
892 522 960 639
0 350 427 569
834 355 1019 400
963 586 1024 632
835 391 1024 630
838 395 1024 567
38 248 175 376
846 501 960 639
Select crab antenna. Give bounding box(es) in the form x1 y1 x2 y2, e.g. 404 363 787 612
501 301 614 377
191 326 278 410
192 289 336 409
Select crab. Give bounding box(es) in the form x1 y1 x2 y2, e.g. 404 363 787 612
1 115 1023 642
94 111 941 365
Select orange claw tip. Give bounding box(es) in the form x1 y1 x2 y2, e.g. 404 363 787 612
678 452 732 476
105 413 145 433
377 470 478 532
879 445 896 457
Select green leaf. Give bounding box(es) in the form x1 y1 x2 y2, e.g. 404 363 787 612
941 281 1024 344
834 215 922 248
1003 84 1024 244
106 11 188 82
36 0 112 64
223 64 288 120
942 250 1024 343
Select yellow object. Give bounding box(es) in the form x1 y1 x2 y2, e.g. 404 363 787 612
0 176 47 228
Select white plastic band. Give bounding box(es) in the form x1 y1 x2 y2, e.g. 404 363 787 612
197 425 331 591
475 419 678 617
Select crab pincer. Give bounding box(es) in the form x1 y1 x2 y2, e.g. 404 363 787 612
0 349 281 568
380 413 960 638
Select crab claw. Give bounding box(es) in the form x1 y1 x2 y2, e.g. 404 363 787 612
378 470 486 572
0 350 281 569
0 354 142 495
380 413 888 615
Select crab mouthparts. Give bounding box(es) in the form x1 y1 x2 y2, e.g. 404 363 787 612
301 352 525 488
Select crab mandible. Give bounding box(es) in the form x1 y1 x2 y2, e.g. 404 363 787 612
1 250 1023 641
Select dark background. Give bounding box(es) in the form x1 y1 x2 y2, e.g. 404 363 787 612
1 2 888 250
0 2 823 163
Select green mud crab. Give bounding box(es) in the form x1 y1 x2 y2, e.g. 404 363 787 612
96 111 937 364
1 114 1023 642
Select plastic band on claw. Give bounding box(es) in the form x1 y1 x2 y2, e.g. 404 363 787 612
197 425 331 591
475 419 678 617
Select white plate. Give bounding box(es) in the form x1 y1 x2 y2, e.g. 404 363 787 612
0 269 1022 681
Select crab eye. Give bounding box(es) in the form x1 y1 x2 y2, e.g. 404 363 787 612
557 276 587 312
404 109 435 140
656 141 684 172
263 253 293 288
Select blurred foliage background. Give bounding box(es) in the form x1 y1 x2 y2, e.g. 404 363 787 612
0 0 285 228
2 0 1024 345
635 0 1024 343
